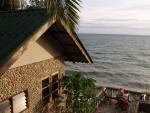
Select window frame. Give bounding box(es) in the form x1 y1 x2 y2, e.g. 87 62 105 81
0 90 28 113
42 76 51 106
41 72 61 106
0 99 12 113
51 72 60 100
12 91 28 113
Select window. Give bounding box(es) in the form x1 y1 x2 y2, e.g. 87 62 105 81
51 74 59 100
42 73 61 106
0 100 11 113
42 77 50 106
12 92 28 113
0 91 28 113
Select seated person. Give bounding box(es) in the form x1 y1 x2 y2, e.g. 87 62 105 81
123 89 129 100
140 94 146 102
116 88 129 109
116 88 124 101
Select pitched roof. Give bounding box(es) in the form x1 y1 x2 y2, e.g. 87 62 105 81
0 9 93 73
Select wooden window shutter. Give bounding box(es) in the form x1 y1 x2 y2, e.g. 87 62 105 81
12 92 27 113
0 100 11 113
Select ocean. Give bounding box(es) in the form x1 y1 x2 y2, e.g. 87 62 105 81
66 34 150 92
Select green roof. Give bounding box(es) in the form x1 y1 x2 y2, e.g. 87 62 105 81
0 9 50 68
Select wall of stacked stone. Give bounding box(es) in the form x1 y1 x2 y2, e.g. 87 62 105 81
0 57 64 113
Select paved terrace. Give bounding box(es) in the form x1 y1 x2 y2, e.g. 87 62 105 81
96 99 139 113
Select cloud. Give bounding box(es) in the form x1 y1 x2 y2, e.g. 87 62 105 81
79 23 150 35
79 0 150 35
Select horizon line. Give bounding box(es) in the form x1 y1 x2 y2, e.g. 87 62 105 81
77 33 150 36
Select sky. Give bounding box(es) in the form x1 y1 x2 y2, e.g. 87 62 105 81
78 0 150 35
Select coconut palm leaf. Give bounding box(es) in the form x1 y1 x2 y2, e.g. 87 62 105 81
45 0 81 31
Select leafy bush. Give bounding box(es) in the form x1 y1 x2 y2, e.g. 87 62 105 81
63 73 96 113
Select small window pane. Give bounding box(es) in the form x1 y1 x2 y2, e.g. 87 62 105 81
42 87 49 97
52 90 59 100
43 96 49 106
52 74 58 83
12 92 27 113
42 78 49 88
0 100 11 113
52 82 58 92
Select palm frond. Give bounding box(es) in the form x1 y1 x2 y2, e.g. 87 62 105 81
46 0 81 31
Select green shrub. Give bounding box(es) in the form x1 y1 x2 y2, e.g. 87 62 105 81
63 73 96 113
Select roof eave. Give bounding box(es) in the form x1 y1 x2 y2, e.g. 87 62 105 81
58 20 93 64
0 18 93 75
0 19 55 75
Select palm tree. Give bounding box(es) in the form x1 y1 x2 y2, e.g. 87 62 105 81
0 0 81 31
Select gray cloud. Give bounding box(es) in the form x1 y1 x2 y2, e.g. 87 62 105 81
79 0 150 35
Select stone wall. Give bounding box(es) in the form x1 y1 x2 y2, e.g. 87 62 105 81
0 57 64 113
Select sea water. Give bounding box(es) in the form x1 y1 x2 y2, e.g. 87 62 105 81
66 34 150 92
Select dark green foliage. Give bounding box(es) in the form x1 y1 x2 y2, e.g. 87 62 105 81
63 73 96 113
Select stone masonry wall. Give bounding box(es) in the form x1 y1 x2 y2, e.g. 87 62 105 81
0 57 64 113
